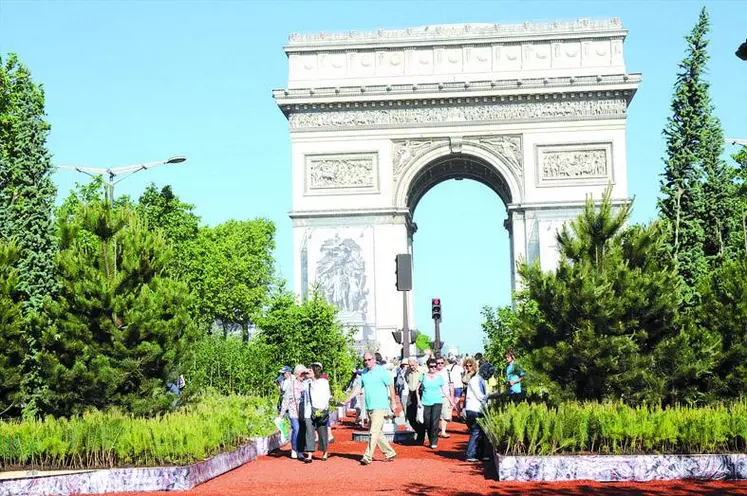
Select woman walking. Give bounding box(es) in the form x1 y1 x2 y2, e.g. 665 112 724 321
277 364 311 460
307 362 331 461
417 357 444 449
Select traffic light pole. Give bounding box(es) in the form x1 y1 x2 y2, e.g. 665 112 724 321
402 290 410 358
434 318 441 354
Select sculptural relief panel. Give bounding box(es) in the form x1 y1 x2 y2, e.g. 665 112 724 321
305 153 379 194
536 143 612 186
304 228 374 324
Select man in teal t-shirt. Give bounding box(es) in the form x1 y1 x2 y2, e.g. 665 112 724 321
346 352 397 464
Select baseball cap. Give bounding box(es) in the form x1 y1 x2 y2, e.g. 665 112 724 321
279 366 292 374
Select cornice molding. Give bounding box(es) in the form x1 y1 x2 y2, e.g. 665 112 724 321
273 74 641 110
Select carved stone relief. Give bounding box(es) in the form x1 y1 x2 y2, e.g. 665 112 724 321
305 153 378 192
537 143 612 185
475 135 523 181
391 139 448 184
290 99 627 130
315 235 368 316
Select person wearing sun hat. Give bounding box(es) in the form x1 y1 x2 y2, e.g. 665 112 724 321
278 364 312 460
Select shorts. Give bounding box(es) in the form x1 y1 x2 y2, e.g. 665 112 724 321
440 401 453 420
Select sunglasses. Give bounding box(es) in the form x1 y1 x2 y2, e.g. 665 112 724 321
428 364 437 368
436 362 444 366
364 358 374 362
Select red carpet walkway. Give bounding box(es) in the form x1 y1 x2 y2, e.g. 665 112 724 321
117 416 747 496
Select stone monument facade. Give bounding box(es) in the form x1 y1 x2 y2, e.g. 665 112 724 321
274 18 640 357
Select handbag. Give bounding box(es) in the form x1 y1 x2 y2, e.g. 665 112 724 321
312 407 330 426
416 404 425 424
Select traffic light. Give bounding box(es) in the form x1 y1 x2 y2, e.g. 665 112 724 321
431 298 441 321
395 254 412 291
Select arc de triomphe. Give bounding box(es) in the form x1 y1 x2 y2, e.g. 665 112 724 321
274 18 640 357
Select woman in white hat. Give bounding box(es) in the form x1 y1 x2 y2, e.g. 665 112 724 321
278 364 312 460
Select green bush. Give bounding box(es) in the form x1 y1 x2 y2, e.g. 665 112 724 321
0 394 276 470
185 335 278 397
480 400 747 456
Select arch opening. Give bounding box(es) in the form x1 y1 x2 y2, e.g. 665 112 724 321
405 153 514 213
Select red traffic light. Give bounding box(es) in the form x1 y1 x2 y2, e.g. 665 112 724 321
432 298 440 305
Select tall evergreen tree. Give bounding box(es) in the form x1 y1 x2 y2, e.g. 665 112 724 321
40 202 197 416
658 8 715 301
0 54 58 416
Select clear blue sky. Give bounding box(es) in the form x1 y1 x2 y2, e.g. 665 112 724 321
1 1 745 354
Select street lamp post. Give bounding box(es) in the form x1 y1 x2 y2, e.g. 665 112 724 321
726 139 747 253
58 156 187 207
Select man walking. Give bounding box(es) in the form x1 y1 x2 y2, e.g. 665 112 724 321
345 352 398 465
404 357 425 443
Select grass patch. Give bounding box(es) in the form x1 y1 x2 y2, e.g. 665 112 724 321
0 394 276 470
480 399 747 456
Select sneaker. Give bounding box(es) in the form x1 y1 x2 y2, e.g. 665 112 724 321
360 458 372 466
384 454 397 462
481 456 491 461
290 450 297 459
466 458 479 462
303 456 312 464
430 444 438 449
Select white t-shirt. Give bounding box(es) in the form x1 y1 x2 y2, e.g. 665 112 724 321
310 378 331 409
465 375 488 413
450 364 465 388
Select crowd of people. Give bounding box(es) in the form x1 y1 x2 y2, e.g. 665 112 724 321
274 348 526 465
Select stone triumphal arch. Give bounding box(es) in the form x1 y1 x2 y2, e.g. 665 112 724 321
274 18 640 356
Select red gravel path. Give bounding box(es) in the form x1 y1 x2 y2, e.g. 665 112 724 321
117 416 747 496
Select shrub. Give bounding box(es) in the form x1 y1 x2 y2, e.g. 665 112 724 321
480 400 747 456
0 393 276 470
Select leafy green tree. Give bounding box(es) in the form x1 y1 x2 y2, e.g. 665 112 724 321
0 242 24 413
256 288 356 395
137 184 200 279
515 191 717 405
189 219 275 338
40 202 197 416
415 332 431 353
0 53 58 416
481 305 519 364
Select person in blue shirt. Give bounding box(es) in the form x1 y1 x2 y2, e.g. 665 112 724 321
504 349 526 401
345 352 398 465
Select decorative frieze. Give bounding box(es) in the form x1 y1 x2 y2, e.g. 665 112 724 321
305 153 378 193
536 143 612 186
290 98 627 130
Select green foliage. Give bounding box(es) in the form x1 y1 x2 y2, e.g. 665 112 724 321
0 53 58 415
39 201 198 417
658 8 741 301
189 220 275 337
185 335 278 397
415 332 431 352
137 184 200 280
481 305 518 364
0 53 58 310
480 400 747 456
697 258 747 396
0 394 276 470
256 289 356 395
0 242 24 412
512 190 718 405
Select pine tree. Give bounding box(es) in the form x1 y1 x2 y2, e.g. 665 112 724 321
514 191 719 405
40 202 197 416
0 54 58 416
0 242 25 412
658 8 714 301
